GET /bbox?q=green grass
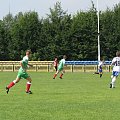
[0,72,120,120]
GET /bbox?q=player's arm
[28,63,33,67]
[111,57,117,66]
[111,61,117,66]
[111,61,116,66]
[111,58,116,65]
[103,62,106,67]
[20,61,25,70]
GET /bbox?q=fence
[0,61,112,72]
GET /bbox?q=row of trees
[0,2,120,61]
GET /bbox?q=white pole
[97,0,100,61]
[9,0,10,14]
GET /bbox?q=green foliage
[0,1,120,60]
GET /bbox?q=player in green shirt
[6,50,33,94]
[53,55,67,79]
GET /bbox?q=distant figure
[93,59,105,78]
[110,51,120,88]
[53,57,58,71]
[6,50,33,94]
[53,55,67,79]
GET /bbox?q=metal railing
[0,61,112,72]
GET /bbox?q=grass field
[0,72,120,120]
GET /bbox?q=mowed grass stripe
[0,72,120,120]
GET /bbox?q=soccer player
[110,51,120,88]
[93,59,104,78]
[53,57,58,71]
[6,50,33,94]
[53,55,67,79]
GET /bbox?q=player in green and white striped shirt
[53,55,67,79]
[6,50,33,94]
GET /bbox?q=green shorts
[58,66,63,71]
[17,71,29,79]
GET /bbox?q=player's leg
[100,72,103,78]
[59,70,65,79]
[26,77,32,94]
[23,72,32,94]
[110,76,117,88]
[55,66,58,72]
[95,72,99,74]
[110,71,118,88]
[53,70,60,79]
[93,69,99,75]
[94,72,99,74]
[6,77,21,94]
[99,70,103,78]
[99,68,103,78]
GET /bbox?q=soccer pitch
[0,72,120,120]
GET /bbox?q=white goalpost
[97,0,100,62]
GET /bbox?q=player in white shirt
[110,51,120,88]
[94,59,104,78]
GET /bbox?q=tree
[71,2,98,60]
[0,1,120,60]
[38,1,72,60]
[9,11,41,60]
[0,14,13,60]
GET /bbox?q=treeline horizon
[0,1,120,61]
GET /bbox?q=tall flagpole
[97,0,100,61]
[9,0,11,14]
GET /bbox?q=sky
[0,0,120,20]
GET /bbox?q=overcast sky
[0,0,120,20]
